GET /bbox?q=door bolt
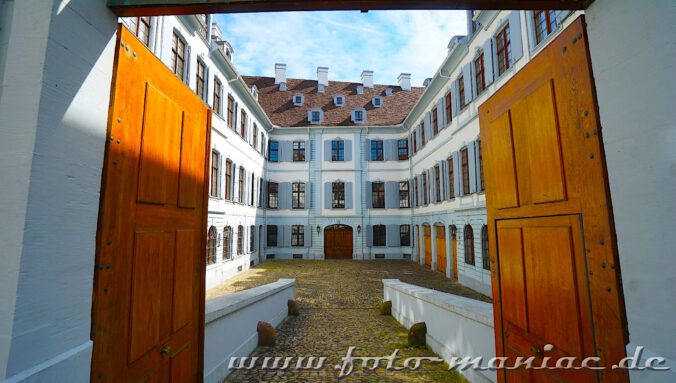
[562,46,567,54]
[584,132,590,138]
[112,160,117,166]
[606,287,612,293]
[116,139,121,144]
[572,37,578,44]
[610,264,616,270]
[109,135,114,141]
[601,262,607,268]
[589,153,594,159]
[584,110,589,117]
[103,287,109,293]
[133,51,137,58]
[117,117,122,123]
[106,240,111,245]
[600,239,605,245]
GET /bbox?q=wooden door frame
[324,224,354,259]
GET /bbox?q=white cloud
[214,10,466,87]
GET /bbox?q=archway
[324,224,353,259]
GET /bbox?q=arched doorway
[324,224,353,259]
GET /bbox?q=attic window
[385,88,393,96]
[356,85,364,95]
[334,95,345,106]
[293,94,304,106]
[372,97,383,108]
[308,108,323,124]
[352,108,367,124]
[251,85,258,98]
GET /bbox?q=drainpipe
[364,126,369,260]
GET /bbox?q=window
[434,165,441,202]
[400,225,411,246]
[210,151,220,197]
[207,226,217,265]
[334,95,344,106]
[293,141,305,161]
[413,176,419,207]
[478,140,485,191]
[373,225,386,247]
[464,225,475,265]
[481,225,490,270]
[128,16,151,46]
[412,132,418,153]
[213,78,222,114]
[312,110,320,122]
[224,159,232,200]
[240,110,247,138]
[261,136,267,157]
[250,173,255,206]
[461,147,470,195]
[237,225,244,255]
[353,109,365,123]
[258,178,263,207]
[292,182,305,209]
[252,124,258,150]
[371,182,385,209]
[238,167,245,202]
[370,140,384,161]
[250,225,255,252]
[332,182,345,208]
[171,32,185,78]
[496,23,512,76]
[474,52,486,96]
[227,95,235,129]
[372,97,382,107]
[223,226,232,260]
[267,182,278,209]
[420,122,426,144]
[196,60,205,99]
[445,92,452,124]
[534,10,559,45]
[399,181,410,208]
[397,139,409,160]
[447,157,455,199]
[269,141,279,162]
[422,173,428,205]
[292,225,304,247]
[331,140,344,161]
[458,74,467,110]
[432,107,439,136]
[293,94,304,105]
[267,225,278,247]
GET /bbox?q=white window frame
[292,94,304,106]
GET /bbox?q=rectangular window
[196,60,205,99]
[268,182,278,209]
[445,92,452,124]
[413,132,418,153]
[399,181,410,208]
[478,140,485,191]
[171,32,185,78]
[311,110,321,123]
[434,165,441,202]
[447,157,455,199]
[236,225,243,255]
[372,182,385,209]
[210,151,220,197]
[267,225,278,247]
[432,107,439,136]
[240,110,247,138]
[461,147,470,195]
[414,176,419,207]
[238,167,245,202]
[354,110,364,122]
[250,173,255,206]
[397,139,409,160]
[420,122,426,144]
[458,74,467,110]
[422,173,428,205]
[249,225,255,252]
[129,16,151,46]
[252,124,258,150]
[370,140,384,161]
[292,225,304,247]
[293,141,305,161]
[261,136,267,157]
[258,178,263,207]
[224,159,232,200]
[331,140,344,161]
[292,182,305,209]
[400,225,411,246]
[474,53,485,96]
[227,95,235,129]
[332,182,345,208]
[269,141,279,162]
[496,23,512,76]
[213,78,222,114]
[373,225,386,247]
[534,10,559,45]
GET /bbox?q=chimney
[275,63,287,85]
[210,23,222,41]
[317,66,328,92]
[361,70,374,88]
[397,73,411,91]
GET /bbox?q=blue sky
[213,11,467,87]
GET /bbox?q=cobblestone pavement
[210,260,491,382]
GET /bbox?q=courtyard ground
[209,260,490,382]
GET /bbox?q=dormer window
[351,108,367,124]
[372,96,383,108]
[293,94,304,106]
[385,88,393,96]
[308,108,323,124]
[251,85,259,100]
[334,95,345,106]
[356,85,364,95]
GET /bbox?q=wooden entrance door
[91,25,211,382]
[450,226,458,281]
[435,226,447,274]
[324,225,353,259]
[423,225,432,267]
[480,17,627,383]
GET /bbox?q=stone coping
[205,278,295,324]
[383,279,494,327]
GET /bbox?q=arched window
[464,225,475,265]
[207,226,217,265]
[237,225,244,255]
[223,226,232,260]
[481,225,490,270]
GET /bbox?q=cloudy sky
[213,11,467,87]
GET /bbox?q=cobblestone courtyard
[209,260,490,382]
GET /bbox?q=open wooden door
[91,25,211,382]
[480,17,627,383]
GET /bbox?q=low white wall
[203,278,295,383]
[383,279,495,383]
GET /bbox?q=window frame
[474,52,486,96]
[461,147,470,195]
[458,73,467,110]
[533,10,558,45]
[370,140,384,161]
[269,141,279,162]
[434,165,442,202]
[128,16,151,46]
[207,226,217,265]
[371,182,385,209]
[227,94,235,129]
[213,77,222,114]
[478,140,485,191]
[496,22,512,76]
[331,140,345,161]
[399,181,410,208]
[422,173,428,205]
[267,225,278,247]
[240,109,247,139]
[400,225,411,246]
[447,157,455,199]
[464,225,475,265]
[445,92,452,124]
[267,182,278,209]
[293,141,306,162]
[210,150,220,198]
[397,139,409,160]
[236,225,244,255]
[196,59,206,99]
[291,225,305,247]
[332,182,345,208]
[373,225,387,247]
[481,225,490,270]
[432,107,439,136]
[292,182,305,209]
[224,159,232,200]
[223,226,232,260]
[171,32,186,79]
[238,167,245,202]
[249,225,255,252]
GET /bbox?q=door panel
[91,25,210,382]
[435,226,447,274]
[480,17,627,383]
[423,225,431,267]
[324,226,353,259]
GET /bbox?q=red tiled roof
[242,76,424,127]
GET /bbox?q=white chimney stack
[361,70,374,88]
[275,63,287,85]
[317,66,328,92]
[398,73,411,91]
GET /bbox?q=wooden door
[91,25,211,382]
[435,226,447,274]
[423,225,432,267]
[416,225,421,261]
[324,225,353,259]
[451,228,458,281]
[480,17,627,383]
